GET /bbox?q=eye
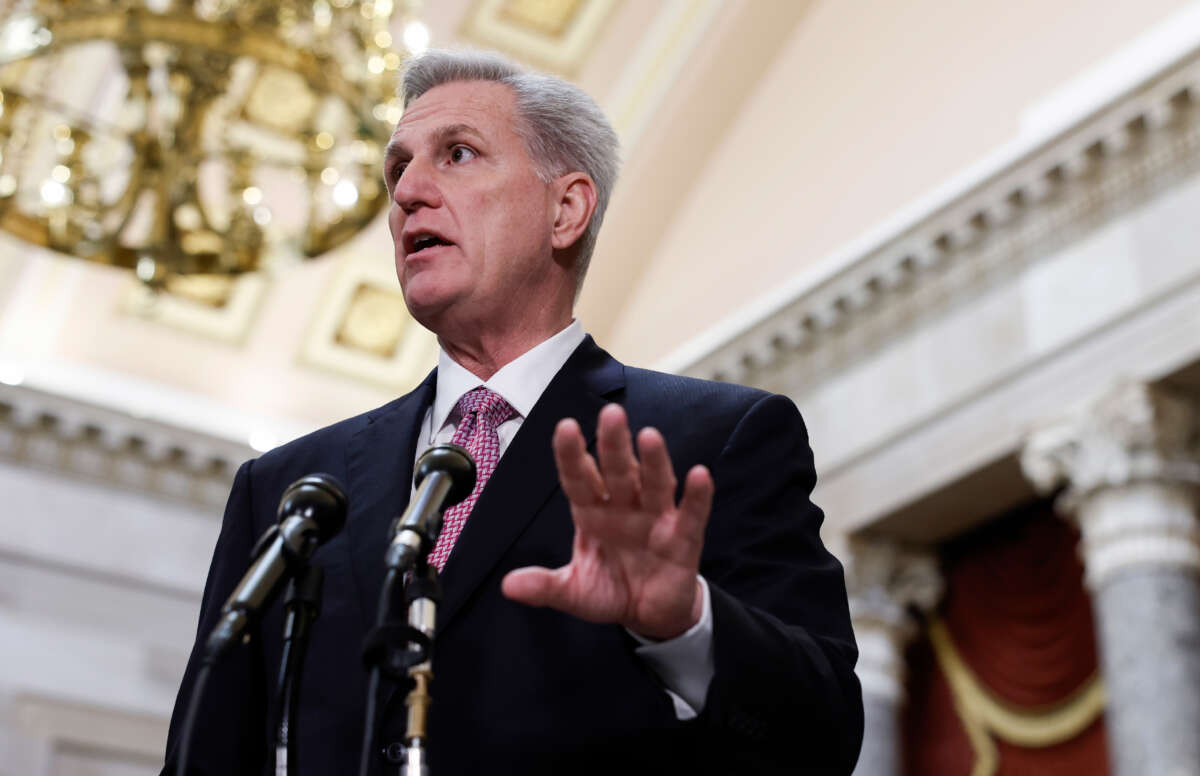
[449,145,476,164]
[385,161,407,189]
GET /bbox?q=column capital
[1021,382,1200,588]
[845,540,943,702]
[1021,382,1200,509]
[846,539,943,633]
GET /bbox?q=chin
[399,263,474,328]
[401,285,458,334]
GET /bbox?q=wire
[358,567,401,776]
[175,659,214,776]
[357,665,384,776]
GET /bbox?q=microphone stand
[176,474,346,776]
[398,561,441,776]
[358,562,400,776]
[358,561,442,776]
[274,563,325,776]
[358,444,474,776]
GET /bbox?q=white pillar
[846,541,943,776]
[1022,382,1200,776]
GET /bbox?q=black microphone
[204,473,347,662]
[385,444,475,571]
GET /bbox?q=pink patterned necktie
[427,387,517,571]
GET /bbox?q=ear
[550,173,598,252]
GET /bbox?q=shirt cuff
[627,576,715,721]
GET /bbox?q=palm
[502,404,712,640]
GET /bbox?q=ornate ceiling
[0,0,781,446]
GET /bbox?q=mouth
[403,230,455,258]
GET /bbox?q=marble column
[845,541,943,776]
[1022,382,1200,776]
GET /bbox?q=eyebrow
[384,123,485,168]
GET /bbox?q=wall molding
[9,691,168,775]
[0,382,251,509]
[661,43,1200,388]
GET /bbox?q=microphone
[204,473,347,662]
[385,444,476,571]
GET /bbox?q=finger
[501,566,571,610]
[553,418,607,505]
[636,427,677,514]
[596,404,640,505]
[678,465,715,541]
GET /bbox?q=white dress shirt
[413,319,715,720]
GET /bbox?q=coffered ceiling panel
[298,247,438,392]
[120,269,270,345]
[459,0,619,75]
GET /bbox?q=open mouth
[406,231,454,257]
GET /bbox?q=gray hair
[401,49,620,292]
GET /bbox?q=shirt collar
[430,319,586,435]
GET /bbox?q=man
[162,50,862,775]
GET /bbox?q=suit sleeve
[160,459,269,776]
[696,393,864,774]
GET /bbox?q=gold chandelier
[0,0,426,286]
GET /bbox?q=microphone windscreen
[414,444,476,507]
[277,473,348,543]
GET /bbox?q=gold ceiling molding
[499,0,585,38]
[603,0,723,143]
[120,265,270,345]
[928,618,1106,776]
[298,252,437,390]
[335,282,411,358]
[459,0,618,75]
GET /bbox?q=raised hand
[500,403,714,640]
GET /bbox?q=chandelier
[0,0,428,287]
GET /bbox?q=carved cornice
[0,383,252,509]
[666,46,1200,386]
[846,540,943,701]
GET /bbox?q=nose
[392,154,441,214]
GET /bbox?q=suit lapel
[344,370,436,630]
[436,336,625,631]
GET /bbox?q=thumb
[501,566,571,609]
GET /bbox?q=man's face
[384,80,559,332]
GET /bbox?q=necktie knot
[454,386,516,430]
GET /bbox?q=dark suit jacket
[161,337,863,775]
